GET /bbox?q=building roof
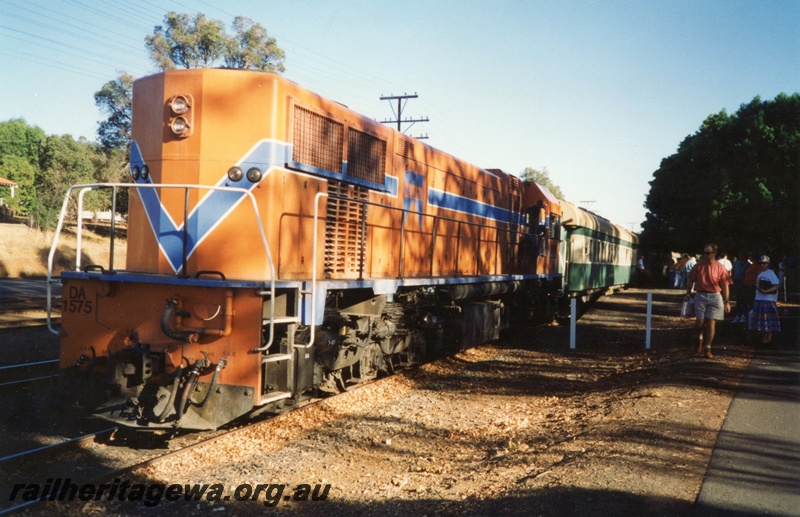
[0,177,18,187]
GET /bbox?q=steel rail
[0,359,59,371]
[0,427,118,464]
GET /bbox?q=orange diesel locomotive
[50,69,565,430]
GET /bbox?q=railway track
[0,359,59,388]
[0,372,386,515]
[0,425,120,515]
[0,279,61,329]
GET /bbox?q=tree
[641,93,800,257]
[94,73,133,152]
[34,134,97,230]
[519,166,564,200]
[0,118,46,215]
[145,12,285,72]
[97,13,286,151]
[0,155,37,215]
[223,16,286,73]
[145,12,226,70]
[1,118,131,229]
[90,144,130,215]
[0,118,45,166]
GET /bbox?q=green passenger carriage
[559,201,638,298]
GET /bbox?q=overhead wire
[0,49,110,81]
[1,0,468,150]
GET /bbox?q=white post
[646,292,653,350]
[780,276,788,303]
[570,298,577,350]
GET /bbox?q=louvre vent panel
[292,106,344,173]
[397,138,415,159]
[324,181,369,277]
[347,129,386,185]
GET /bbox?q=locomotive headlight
[169,95,191,114]
[166,94,194,138]
[246,167,263,183]
[132,165,141,180]
[170,116,190,136]
[141,165,149,180]
[227,167,244,182]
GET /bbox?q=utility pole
[380,93,429,139]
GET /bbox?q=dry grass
[0,222,127,278]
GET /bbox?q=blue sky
[1,0,798,231]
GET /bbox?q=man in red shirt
[685,243,733,358]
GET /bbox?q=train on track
[47,69,637,430]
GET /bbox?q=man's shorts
[694,292,724,321]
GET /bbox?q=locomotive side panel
[128,69,539,283]
[277,169,324,278]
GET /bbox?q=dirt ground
[19,288,776,517]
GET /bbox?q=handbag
[758,278,774,291]
[680,298,695,319]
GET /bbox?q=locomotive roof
[560,200,638,244]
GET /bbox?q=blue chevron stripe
[129,140,291,273]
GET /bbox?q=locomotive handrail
[46,183,275,342]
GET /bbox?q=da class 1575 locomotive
[47,69,637,430]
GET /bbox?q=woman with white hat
[752,255,780,344]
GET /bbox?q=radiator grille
[347,129,386,184]
[292,106,343,173]
[324,181,369,277]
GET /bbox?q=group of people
[669,253,697,289]
[682,244,782,358]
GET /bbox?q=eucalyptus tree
[96,12,286,154]
[145,12,285,72]
[95,72,133,152]
[520,166,564,200]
